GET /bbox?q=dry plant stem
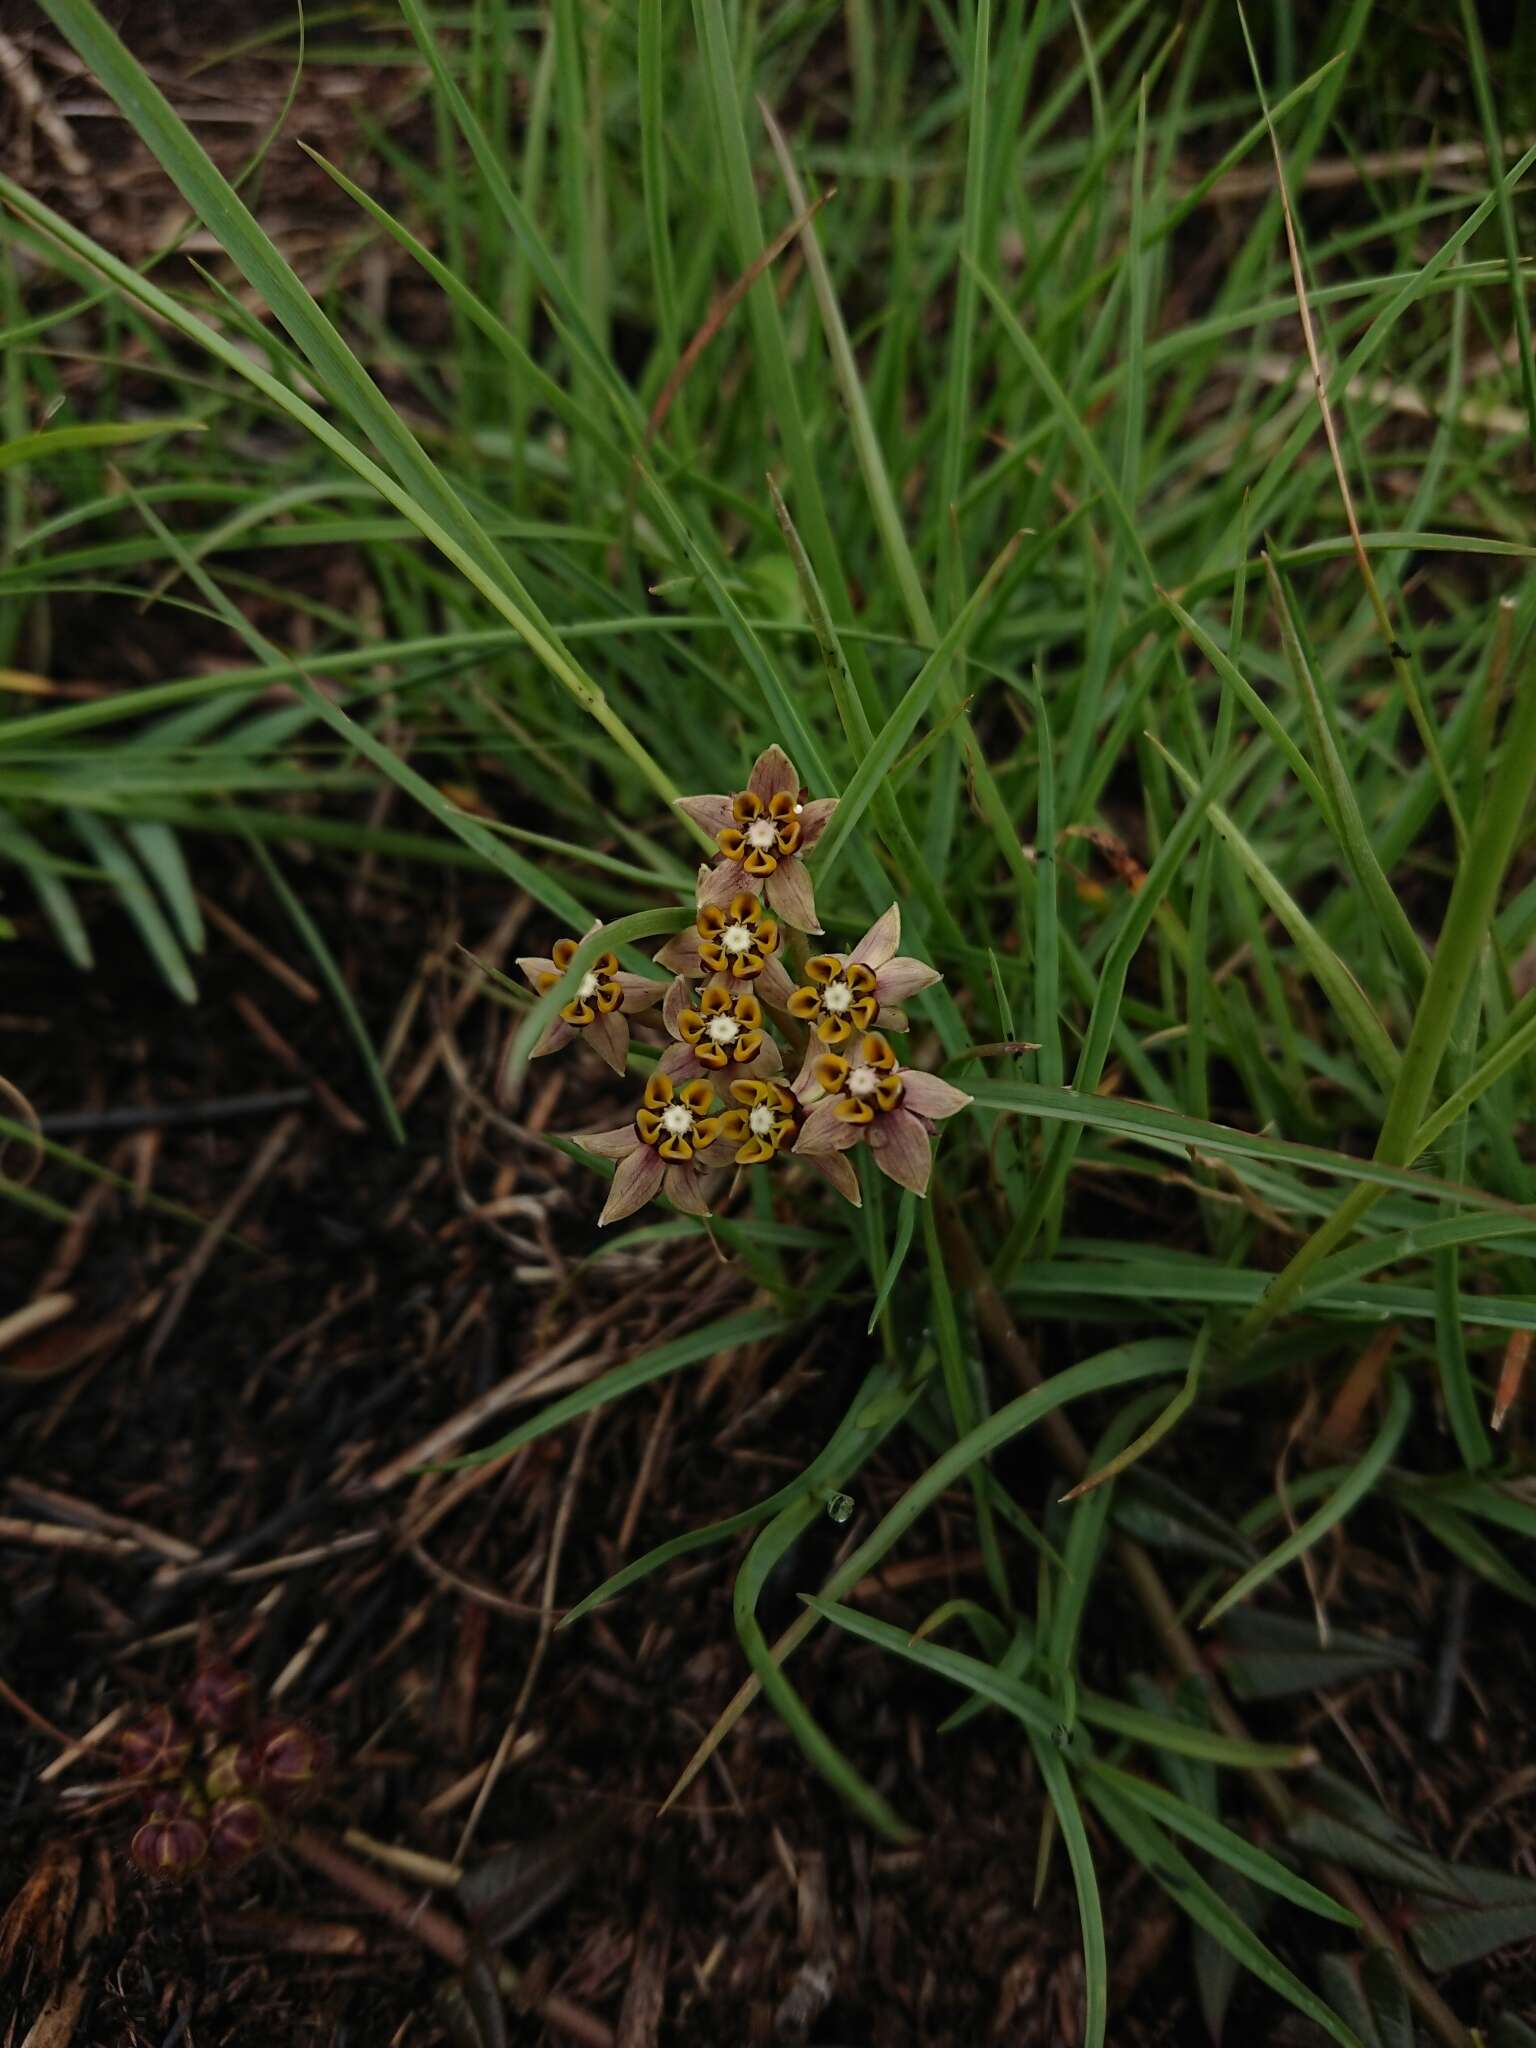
[942,1214,1474,2048]
[288,1827,614,2048]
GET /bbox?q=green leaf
[1084,1762,1357,1925]
[1089,1781,1363,2048]
[1202,1375,1412,1627]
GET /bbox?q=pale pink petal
[577,1124,642,1160]
[654,929,704,975]
[657,1042,702,1080]
[795,1100,862,1154]
[748,744,799,802]
[755,956,796,1010]
[675,794,732,836]
[516,954,558,989]
[663,1162,715,1217]
[599,1143,667,1224]
[796,797,838,850]
[764,855,821,934]
[874,955,942,1005]
[849,903,901,969]
[867,1107,932,1196]
[792,1044,822,1100]
[806,1149,861,1207]
[740,1037,783,1078]
[585,1008,629,1075]
[616,972,670,1015]
[874,1005,909,1033]
[697,856,759,909]
[898,1070,973,1121]
[662,974,691,1038]
[531,1016,577,1058]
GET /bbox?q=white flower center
[847,1065,880,1098]
[660,1104,694,1138]
[822,981,852,1013]
[577,970,600,1001]
[748,1104,778,1139]
[722,923,754,956]
[746,819,777,852]
[706,1015,740,1045]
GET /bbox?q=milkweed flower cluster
[118,1659,329,1883]
[511,743,971,1225]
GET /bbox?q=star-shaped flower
[515,933,669,1075]
[793,1031,971,1198]
[576,1073,724,1225]
[786,904,940,1066]
[676,744,838,933]
[653,891,795,1009]
[718,1076,860,1207]
[657,976,783,1083]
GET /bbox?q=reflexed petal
[698,857,757,908]
[796,796,838,849]
[748,744,798,801]
[663,975,691,1037]
[806,1148,861,1206]
[616,972,670,1015]
[874,956,942,1005]
[599,1144,667,1225]
[866,1106,933,1196]
[663,1162,714,1216]
[531,1016,577,1058]
[796,1100,862,1153]
[654,929,704,975]
[675,794,733,836]
[657,1042,701,1080]
[873,1005,909,1033]
[585,1008,629,1074]
[899,1070,974,1120]
[740,1036,783,1078]
[849,903,901,969]
[764,855,822,934]
[515,954,558,989]
[575,1124,641,1160]
[756,955,796,1009]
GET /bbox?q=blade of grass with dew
[560,1354,925,1628]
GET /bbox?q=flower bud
[244,1718,330,1808]
[130,1789,208,1880]
[184,1660,253,1733]
[207,1794,271,1871]
[117,1704,191,1784]
[205,1742,248,1803]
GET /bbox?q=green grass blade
[1202,1376,1413,1629]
